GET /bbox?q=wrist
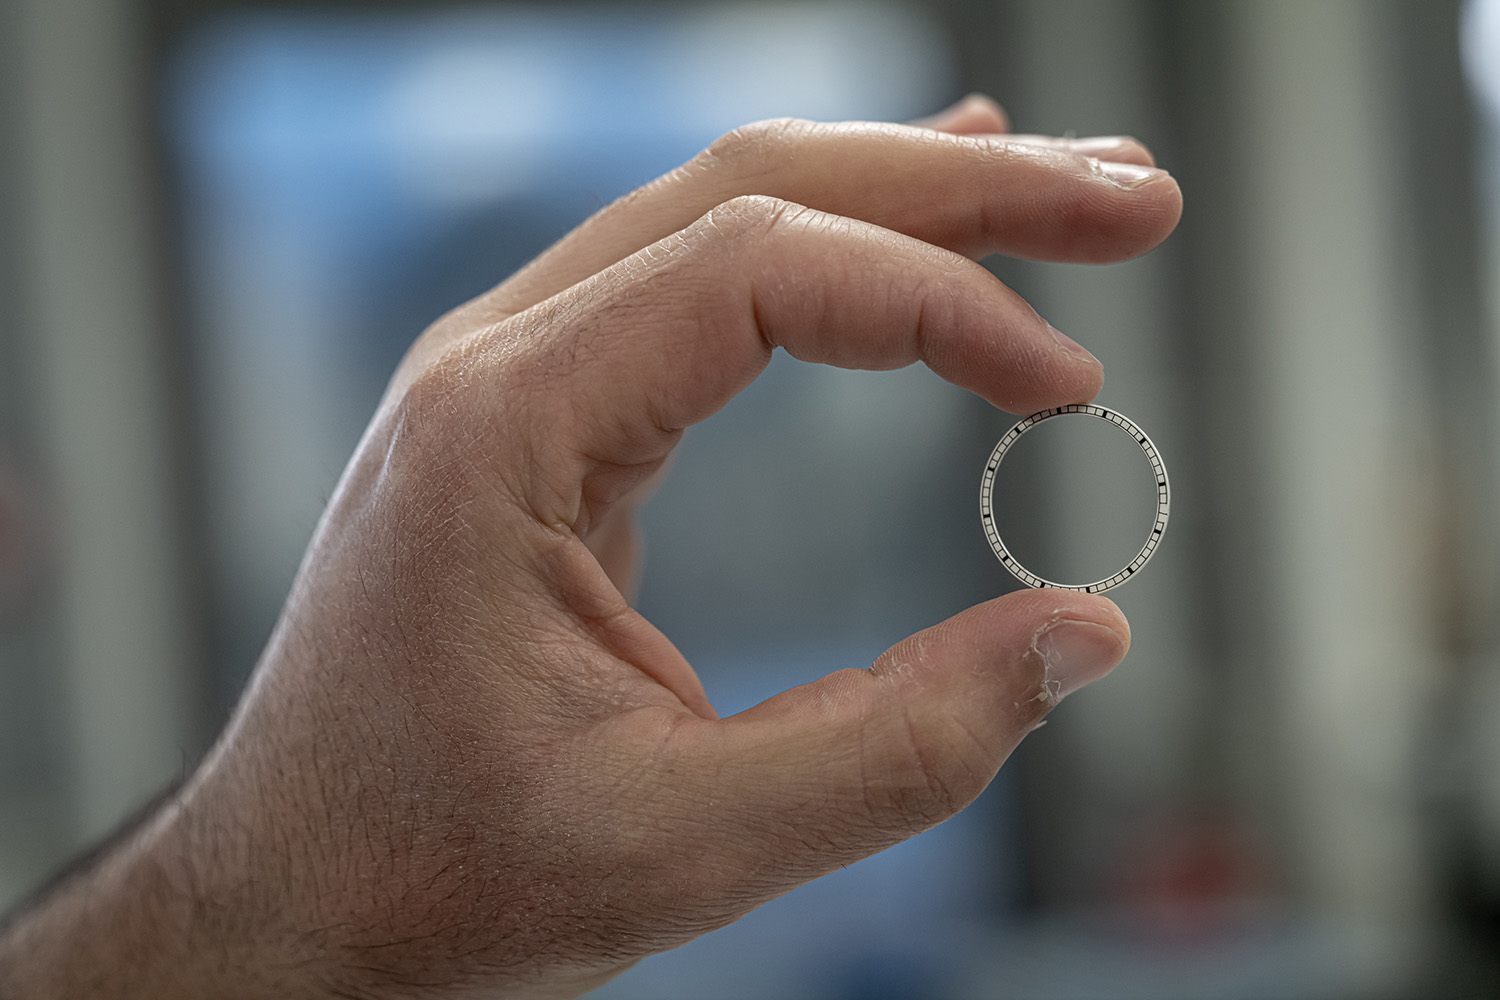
[0,779,322,1000]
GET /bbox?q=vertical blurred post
[1228,0,1438,934]
[11,0,202,841]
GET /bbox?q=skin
[0,95,1181,999]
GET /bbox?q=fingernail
[1067,135,1140,158]
[1034,619,1127,704]
[1096,159,1165,189]
[1047,324,1099,364]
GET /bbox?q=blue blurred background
[4,1,1500,997]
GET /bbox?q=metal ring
[980,404,1169,594]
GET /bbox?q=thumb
[679,589,1128,891]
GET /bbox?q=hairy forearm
[0,742,625,1000]
[0,785,195,998]
[0,780,309,1000]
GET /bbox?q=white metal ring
[980,404,1169,594]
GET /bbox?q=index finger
[465,197,1102,531]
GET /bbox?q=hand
[0,95,1181,999]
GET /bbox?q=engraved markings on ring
[980,404,1169,594]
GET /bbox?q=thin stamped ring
[980,404,1169,594]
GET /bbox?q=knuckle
[397,344,483,440]
[699,193,798,240]
[699,116,811,172]
[385,340,519,499]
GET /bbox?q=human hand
[0,95,1180,999]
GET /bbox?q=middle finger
[482,118,1182,321]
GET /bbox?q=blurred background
[3,0,1500,996]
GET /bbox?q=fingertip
[973,322,1106,416]
[960,591,1128,714]
[949,142,1183,265]
[1091,592,1132,649]
[876,587,1130,695]
[1070,163,1184,264]
[1026,590,1130,691]
[913,92,1010,135]
[955,92,1011,133]
[1155,171,1185,237]
[963,586,1130,651]
[1097,158,1182,221]
[1122,169,1184,259]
